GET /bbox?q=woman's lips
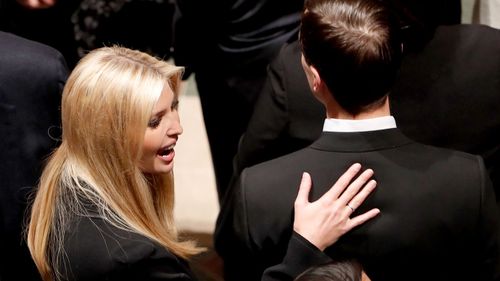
[157,148,175,162]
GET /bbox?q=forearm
[261,232,332,281]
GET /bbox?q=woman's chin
[139,162,174,175]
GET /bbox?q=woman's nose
[168,113,183,136]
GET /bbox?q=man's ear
[309,65,322,92]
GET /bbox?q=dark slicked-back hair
[300,0,402,115]
[295,260,363,281]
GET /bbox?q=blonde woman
[27,46,379,281]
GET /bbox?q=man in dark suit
[173,0,305,201]
[215,0,500,280]
[0,31,68,281]
[233,24,500,201]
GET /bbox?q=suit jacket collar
[311,128,414,152]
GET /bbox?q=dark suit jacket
[62,202,331,281]
[234,24,500,199]
[62,212,197,281]
[174,0,303,76]
[0,31,68,281]
[217,129,500,281]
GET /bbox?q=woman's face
[139,85,182,174]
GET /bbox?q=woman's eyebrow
[152,108,167,116]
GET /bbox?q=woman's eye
[148,118,161,128]
[171,99,179,110]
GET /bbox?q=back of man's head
[294,260,364,281]
[299,0,402,115]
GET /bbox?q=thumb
[295,172,312,205]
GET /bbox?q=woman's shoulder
[62,215,193,281]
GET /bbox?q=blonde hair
[27,46,201,281]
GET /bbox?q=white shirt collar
[323,116,397,132]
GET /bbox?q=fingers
[322,163,362,201]
[338,169,374,206]
[350,208,381,228]
[295,172,312,206]
[345,179,377,211]
[293,167,380,252]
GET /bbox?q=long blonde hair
[27,46,201,281]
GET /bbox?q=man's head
[294,260,371,281]
[299,0,402,115]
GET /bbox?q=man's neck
[326,97,391,120]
